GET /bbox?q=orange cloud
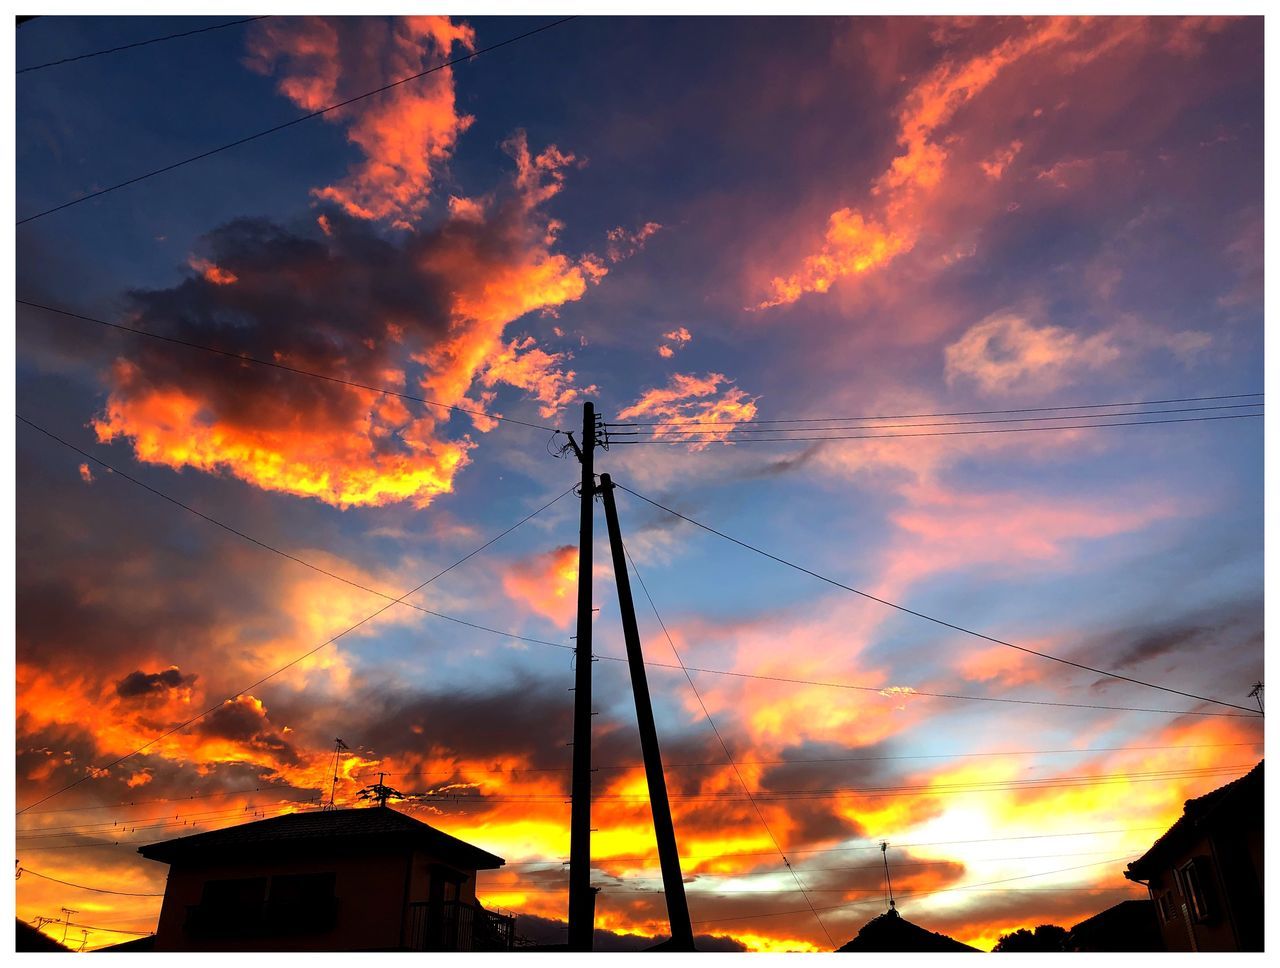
[616,372,759,448]
[187,256,238,285]
[656,326,692,358]
[94,363,472,509]
[501,545,579,626]
[247,16,475,227]
[606,221,663,263]
[77,462,93,483]
[95,130,602,508]
[757,18,1091,308]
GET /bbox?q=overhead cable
[17,17,577,224]
[18,16,266,73]
[17,301,560,432]
[15,485,573,815]
[615,482,1262,715]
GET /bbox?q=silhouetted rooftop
[1125,760,1262,882]
[837,909,977,952]
[138,805,504,870]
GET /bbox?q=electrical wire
[498,825,1168,869]
[611,412,1262,444]
[16,417,1258,729]
[17,784,316,816]
[621,542,835,948]
[15,486,573,816]
[16,302,560,432]
[18,16,267,73]
[401,764,1248,802]
[17,17,577,224]
[18,414,570,650]
[691,854,1138,924]
[353,741,1257,779]
[606,393,1263,427]
[615,482,1263,716]
[16,868,164,897]
[608,403,1261,434]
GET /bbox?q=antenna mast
[881,841,897,914]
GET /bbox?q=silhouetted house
[138,806,513,952]
[1066,899,1162,951]
[16,918,70,952]
[1123,760,1263,952]
[837,909,977,952]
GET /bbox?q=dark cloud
[115,666,196,699]
[510,912,747,951]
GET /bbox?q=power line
[691,854,1138,924]
[609,403,1261,434]
[18,16,267,74]
[17,784,316,816]
[15,486,573,815]
[16,17,577,224]
[621,544,835,948]
[611,412,1262,444]
[606,392,1263,427]
[18,415,570,650]
[15,868,163,897]
[360,741,1255,779]
[615,482,1262,715]
[15,415,1258,727]
[16,301,560,432]
[401,765,1248,802]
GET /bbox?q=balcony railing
[406,900,514,951]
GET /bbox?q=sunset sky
[13,13,1265,952]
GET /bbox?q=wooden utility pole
[599,473,694,949]
[566,402,598,950]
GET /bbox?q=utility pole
[324,738,348,809]
[881,841,897,914]
[598,473,694,950]
[1248,682,1264,714]
[565,401,600,950]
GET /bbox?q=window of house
[201,877,268,911]
[269,872,336,907]
[1157,892,1177,923]
[1177,858,1213,923]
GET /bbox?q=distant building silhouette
[837,908,977,952]
[16,918,70,952]
[138,806,513,951]
[1066,899,1162,951]
[1124,760,1263,951]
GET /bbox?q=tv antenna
[881,841,897,915]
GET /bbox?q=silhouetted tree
[993,924,1069,952]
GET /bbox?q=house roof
[1067,899,1161,952]
[1124,760,1263,882]
[837,909,978,952]
[16,919,70,952]
[137,806,505,870]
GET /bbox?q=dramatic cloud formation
[246,16,475,227]
[94,133,603,508]
[606,221,663,263]
[616,372,759,447]
[656,326,692,358]
[501,545,579,626]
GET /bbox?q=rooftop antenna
[60,908,79,945]
[356,772,404,808]
[324,738,348,810]
[1247,682,1264,714]
[880,841,897,915]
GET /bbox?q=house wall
[151,845,460,952]
[1146,825,1263,953]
